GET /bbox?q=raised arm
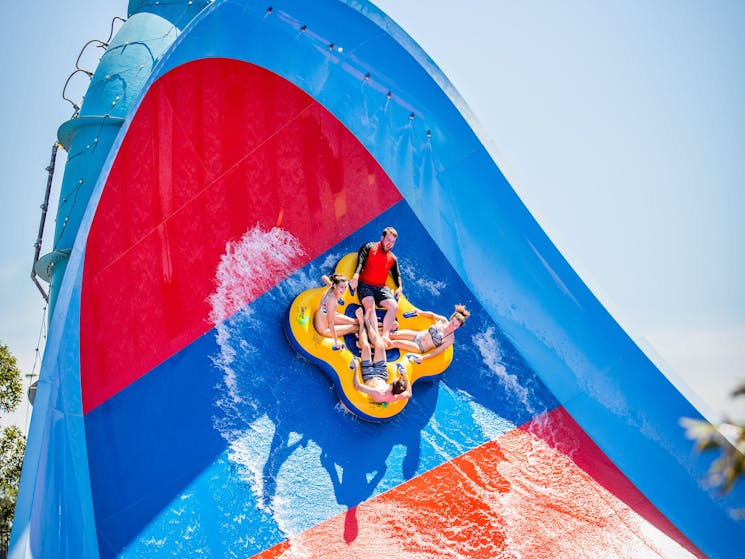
[350,242,373,291]
[392,369,412,401]
[415,309,447,322]
[390,256,402,295]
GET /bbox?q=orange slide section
[254,407,701,559]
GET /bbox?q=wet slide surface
[81,58,699,558]
[13,1,741,557]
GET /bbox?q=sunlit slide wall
[12,1,743,557]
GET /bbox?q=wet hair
[451,304,470,325]
[381,226,398,239]
[328,273,347,285]
[391,378,407,395]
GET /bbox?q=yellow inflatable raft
[285,253,453,421]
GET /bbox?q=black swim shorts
[360,359,388,382]
[357,282,395,307]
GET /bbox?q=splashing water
[473,326,534,416]
[402,264,446,298]
[207,224,307,428]
[208,225,306,325]
[206,225,353,539]
[208,226,307,516]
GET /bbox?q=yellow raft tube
[285,253,452,421]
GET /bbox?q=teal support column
[10,3,211,559]
[47,0,211,316]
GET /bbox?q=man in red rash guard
[349,227,402,343]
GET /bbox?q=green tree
[0,426,25,533]
[0,343,22,414]
[681,383,745,495]
[0,342,25,537]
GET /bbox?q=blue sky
[374,0,745,422]
[1,0,743,429]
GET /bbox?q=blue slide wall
[11,1,743,557]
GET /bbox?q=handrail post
[30,142,59,303]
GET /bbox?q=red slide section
[80,58,402,413]
[253,407,702,559]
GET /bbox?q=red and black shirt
[354,242,401,288]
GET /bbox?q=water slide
[11,1,744,557]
